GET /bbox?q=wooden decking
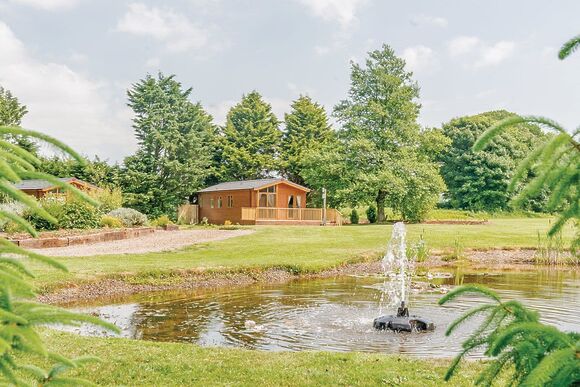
[241,207,342,226]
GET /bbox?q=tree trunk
[376,190,387,223]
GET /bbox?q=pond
[69,268,579,358]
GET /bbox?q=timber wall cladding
[198,189,252,224]
[10,227,155,249]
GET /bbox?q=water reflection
[70,269,579,358]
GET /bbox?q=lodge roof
[13,177,96,191]
[198,178,310,193]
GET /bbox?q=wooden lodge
[193,178,341,225]
[14,177,98,199]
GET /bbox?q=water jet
[374,222,435,332]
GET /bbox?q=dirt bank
[38,248,578,305]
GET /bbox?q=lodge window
[296,195,302,208]
[227,195,233,208]
[258,186,276,208]
[218,196,223,208]
[288,195,294,208]
[210,198,214,208]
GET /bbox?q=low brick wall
[10,227,155,249]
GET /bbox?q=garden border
[9,227,155,249]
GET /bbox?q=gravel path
[32,229,254,257]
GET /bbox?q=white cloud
[448,36,516,68]
[401,45,438,73]
[448,36,480,56]
[410,14,448,28]
[8,0,80,10]
[117,3,209,53]
[0,22,134,161]
[297,0,368,28]
[145,57,161,68]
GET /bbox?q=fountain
[373,222,435,332]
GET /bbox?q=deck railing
[241,207,342,225]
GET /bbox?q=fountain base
[373,315,434,332]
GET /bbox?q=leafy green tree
[39,155,121,188]
[123,73,213,217]
[439,285,579,386]
[440,110,548,212]
[0,125,119,385]
[281,95,335,185]
[220,91,281,180]
[304,44,444,221]
[0,86,38,155]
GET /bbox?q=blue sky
[0,0,578,161]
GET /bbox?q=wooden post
[322,188,327,226]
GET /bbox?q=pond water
[69,268,579,358]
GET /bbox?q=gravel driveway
[31,229,254,257]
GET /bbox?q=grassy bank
[32,331,495,386]
[30,218,574,292]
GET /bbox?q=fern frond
[520,347,576,386]
[473,116,569,151]
[0,239,67,272]
[0,139,41,165]
[489,322,572,356]
[445,303,496,336]
[559,34,580,60]
[0,126,85,164]
[507,141,548,192]
[438,284,502,305]
[548,199,579,236]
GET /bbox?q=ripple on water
[64,269,579,358]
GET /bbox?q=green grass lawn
[31,218,574,292]
[31,331,495,386]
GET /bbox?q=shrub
[91,187,123,213]
[58,200,101,229]
[350,209,359,224]
[107,207,148,227]
[24,195,64,231]
[152,215,172,227]
[366,205,377,223]
[101,215,123,228]
[0,201,27,232]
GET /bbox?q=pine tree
[124,73,213,216]
[220,91,281,180]
[281,95,334,185]
[439,285,579,386]
[0,87,38,155]
[0,125,119,385]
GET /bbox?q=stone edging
[10,227,155,249]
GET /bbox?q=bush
[366,205,377,223]
[91,188,123,214]
[101,215,123,228]
[107,207,148,227]
[152,215,172,227]
[24,195,64,231]
[58,200,101,229]
[349,209,359,224]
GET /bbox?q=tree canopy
[219,91,281,180]
[281,95,335,185]
[439,110,548,212]
[122,73,213,217]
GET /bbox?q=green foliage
[349,209,359,224]
[559,35,580,60]
[473,115,578,241]
[58,200,101,229]
[219,91,281,180]
[0,87,37,155]
[38,155,122,189]
[440,110,548,212]
[439,285,579,386]
[24,196,63,231]
[303,45,444,221]
[90,187,123,214]
[408,230,430,262]
[366,205,377,224]
[0,126,119,385]
[107,207,148,227]
[123,73,213,217]
[281,95,335,185]
[100,215,123,228]
[151,215,172,227]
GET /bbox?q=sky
[0,0,578,162]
